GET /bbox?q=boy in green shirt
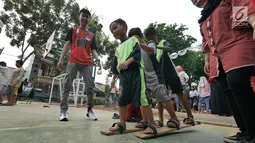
[109,19,158,134]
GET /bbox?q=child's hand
[57,60,63,70]
[120,61,129,69]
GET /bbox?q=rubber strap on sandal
[137,120,148,129]
[183,118,195,126]
[155,120,163,127]
[112,122,124,134]
[145,124,158,136]
[167,119,180,130]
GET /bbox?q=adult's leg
[227,66,255,138]
[60,63,78,113]
[198,97,203,112]
[79,65,94,111]
[174,95,180,111]
[216,61,246,142]
[6,86,11,104]
[0,92,2,103]
[216,61,246,133]
[205,96,211,112]
[190,98,194,108]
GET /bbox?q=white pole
[59,79,62,101]
[49,78,54,104]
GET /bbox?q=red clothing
[251,76,255,92]
[200,0,255,78]
[68,27,94,65]
[208,77,216,83]
[125,104,142,121]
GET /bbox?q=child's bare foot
[167,117,180,129]
[109,122,126,133]
[135,120,147,128]
[155,120,164,127]
[144,124,158,135]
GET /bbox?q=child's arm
[111,57,119,87]
[195,90,198,97]
[120,43,141,69]
[156,46,172,52]
[140,43,154,54]
[58,28,72,70]
[59,42,71,61]
[91,36,100,64]
[120,57,136,69]
[184,72,189,83]
[157,40,172,52]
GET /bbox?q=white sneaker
[86,110,98,121]
[59,112,68,121]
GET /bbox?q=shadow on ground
[0,103,238,143]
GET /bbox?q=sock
[87,107,92,112]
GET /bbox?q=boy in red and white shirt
[57,8,100,121]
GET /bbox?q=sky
[0,0,202,84]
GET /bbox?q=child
[133,27,180,129]
[197,76,211,113]
[123,28,144,122]
[109,19,157,134]
[57,8,100,121]
[156,40,195,125]
[189,83,198,109]
[6,60,25,106]
[176,65,189,95]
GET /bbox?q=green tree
[103,39,119,72]
[104,84,110,97]
[0,0,80,62]
[148,22,197,52]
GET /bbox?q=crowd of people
[0,60,35,106]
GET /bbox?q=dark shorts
[118,68,149,107]
[165,76,183,94]
[161,52,183,93]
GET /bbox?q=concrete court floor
[0,103,238,143]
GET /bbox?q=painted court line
[0,123,86,131]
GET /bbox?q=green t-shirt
[112,36,143,74]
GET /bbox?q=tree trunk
[23,50,35,63]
